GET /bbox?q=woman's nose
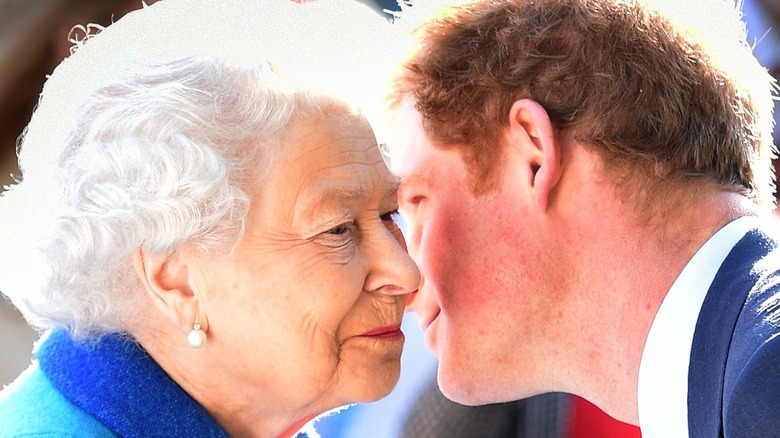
[404,273,424,312]
[363,225,421,296]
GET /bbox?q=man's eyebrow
[397,173,426,189]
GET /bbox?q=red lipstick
[359,323,403,340]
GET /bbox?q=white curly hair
[0,0,395,339]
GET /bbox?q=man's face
[387,99,565,404]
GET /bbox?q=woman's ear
[132,248,205,335]
[507,99,562,211]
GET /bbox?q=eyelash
[324,209,399,237]
[380,209,399,223]
[326,223,354,236]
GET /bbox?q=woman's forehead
[258,110,396,218]
[280,110,378,169]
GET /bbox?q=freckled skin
[181,106,420,436]
[388,100,565,405]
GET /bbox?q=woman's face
[186,108,420,422]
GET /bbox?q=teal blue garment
[0,363,116,437]
[0,330,231,437]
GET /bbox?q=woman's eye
[319,222,357,251]
[318,221,358,259]
[381,209,407,235]
[380,209,400,223]
[327,224,351,235]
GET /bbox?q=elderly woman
[0,1,419,437]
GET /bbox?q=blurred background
[0,1,779,437]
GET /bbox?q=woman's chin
[347,368,401,404]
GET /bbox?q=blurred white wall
[0,155,38,387]
[0,300,38,387]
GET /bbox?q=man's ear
[507,99,562,211]
[131,248,206,335]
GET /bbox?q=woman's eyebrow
[294,182,370,220]
[296,177,400,220]
[385,177,401,198]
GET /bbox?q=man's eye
[407,195,423,206]
[399,194,424,213]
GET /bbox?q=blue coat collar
[687,227,778,437]
[36,329,231,437]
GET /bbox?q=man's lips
[420,307,441,331]
[359,323,403,339]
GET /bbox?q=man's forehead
[385,98,428,175]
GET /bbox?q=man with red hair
[385,0,780,436]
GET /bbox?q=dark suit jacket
[689,227,780,437]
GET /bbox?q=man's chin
[435,364,488,406]
[435,359,528,406]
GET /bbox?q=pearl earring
[187,318,206,349]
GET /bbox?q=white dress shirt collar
[637,216,759,437]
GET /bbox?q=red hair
[391,0,775,207]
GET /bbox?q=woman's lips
[359,323,403,339]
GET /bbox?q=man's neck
[556,188,757,424]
